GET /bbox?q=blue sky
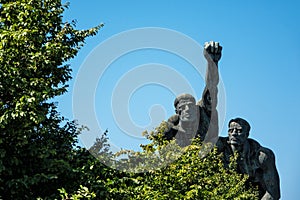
[57,1,300,199]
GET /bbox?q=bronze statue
[163,41,222,146]
[217,118,280,200]
[160,42,280,199]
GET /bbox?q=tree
[0,0,102,199]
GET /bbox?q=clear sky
[57,1,300,199]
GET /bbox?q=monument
[161,41,280,199]
[217,118,280,199]
[163,41,221,146]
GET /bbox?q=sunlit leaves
[77,124,259,199]
[0,0,102,199]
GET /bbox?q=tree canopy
[0,0,102,199]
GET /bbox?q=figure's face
[228,122,248,146]
[177,99,198,122]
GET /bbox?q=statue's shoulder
[216,136,228,151]
[196,99,204,107]
[161,114,179,140]
[167,114,179,125]
[197,96,211,118]
[196,99,207,111]
[248,138,275,167]
[247,138,261,149]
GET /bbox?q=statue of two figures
[162,41,280,200]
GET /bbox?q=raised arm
[198,41,222,142]
[198,41,222,113]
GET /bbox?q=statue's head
[174,94,198,122]
[228,117,251,146]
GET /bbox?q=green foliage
[58,185,96,200]
[126,146,258,199]
[70,123,259,200]
[0,0,102,199]
[113,123,258,200]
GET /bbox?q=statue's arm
[198,41,222,114]
[197,41,222,141]
[259,148,281,200]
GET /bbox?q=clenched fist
[204,41,222,63]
